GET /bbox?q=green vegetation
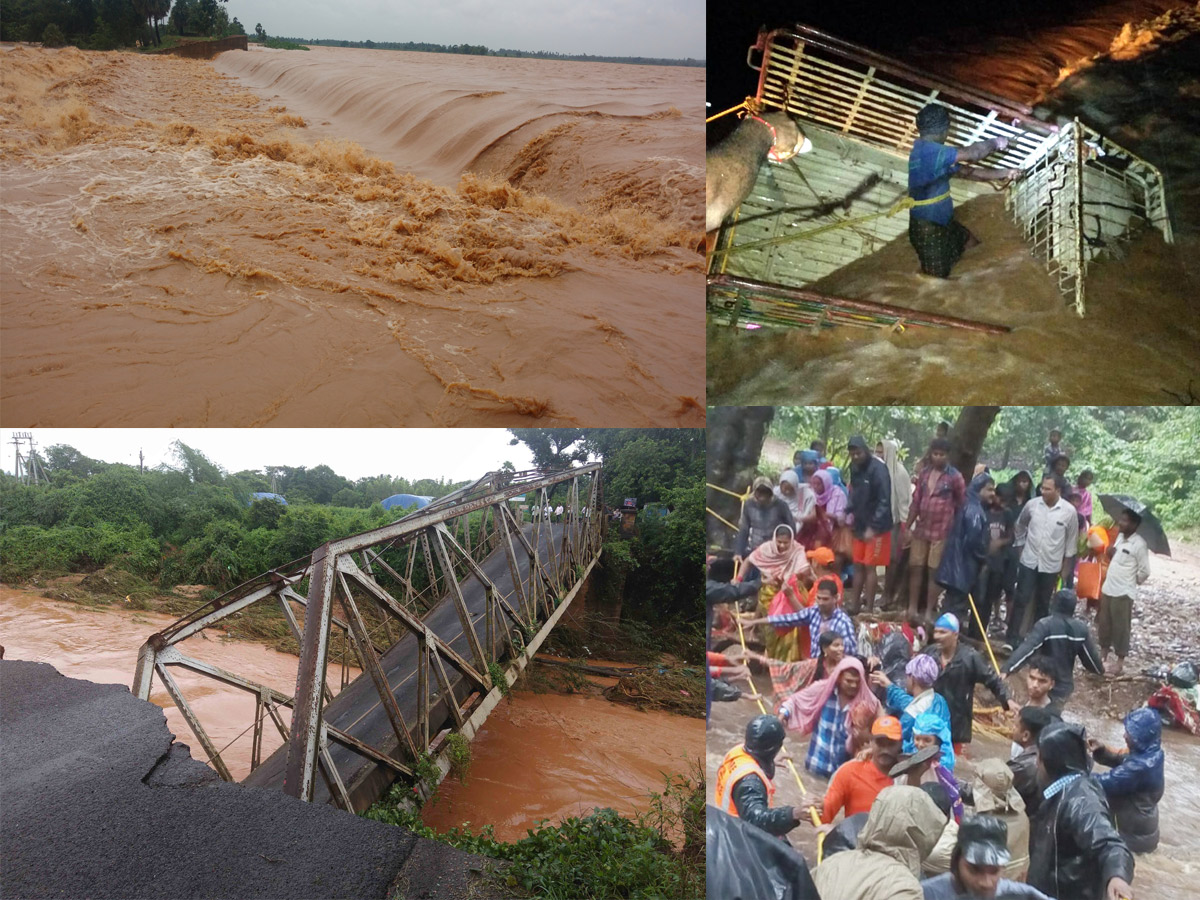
[1,0,244,49]
[261,37,307,50]
[768,406,1200,532]
[443,733,471,781]
[0,440,466,587]
[363,766,705,900]
[487,661,511,697]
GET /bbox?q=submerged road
[0,660,486,899]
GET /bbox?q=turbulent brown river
[0,44,703,426]
[0,585,703,840]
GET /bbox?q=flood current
[0,585,703,840]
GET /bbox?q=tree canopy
[762,406,1200,530]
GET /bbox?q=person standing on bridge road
[554,503,564,522]
[907,103,1022,279]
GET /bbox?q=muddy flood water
[709,2,1200,405]
[0,585,703,840]
[708,540,1200,899]
[0,45,703,426]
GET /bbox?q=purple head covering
[905,654,941,688]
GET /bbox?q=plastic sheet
[706,806,822,900]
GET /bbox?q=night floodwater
[707,1,1200,404]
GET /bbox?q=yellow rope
[707,482,751,500]
[966,592,1003,676]
[732,568,806,797]
[810,807,826,863]
[706,507,740,533]
[709,190,952,261]
[706,96,762,124]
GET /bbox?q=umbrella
[1098,494,1171,557]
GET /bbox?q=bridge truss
[133,464,602,809]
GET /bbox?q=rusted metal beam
[708,273,1012,334]
[155,661,234,782]
[430,528,490,679]
[336,571,419,763]
[284,542,336,802]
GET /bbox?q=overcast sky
[1,430,546,483]
[232,0,704,59]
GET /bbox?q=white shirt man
[554,505,564,521]
[1098,519,1151,674]
[1018,496,1079,573]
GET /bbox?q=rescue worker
[1026,721,1135,900]
[713,715,804,837]
[1002,589,1103,704]
[922,613,1019,753]
[1089,708,1164,854]
[907,103,1021,278]
[920,814,1052,899]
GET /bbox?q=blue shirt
[908,138,960,226]
[766,606,858,658]
[805,694,851,779]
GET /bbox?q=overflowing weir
[132,464,602,811]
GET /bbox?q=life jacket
[714,744,775,817]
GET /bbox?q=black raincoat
[847,437,893,538]
[921,640,1010,745]
[935,472,992,594]
[1027,722,1135,900]
[1001,590,1103,701]
[730,750,797,837]
[1093,708,1164,853]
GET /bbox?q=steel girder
[131,464,603,808]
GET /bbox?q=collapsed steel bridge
[133,464,602,811]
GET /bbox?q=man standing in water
[713,715,805,837]
[907,104,1022,278]
[846,435,892,614]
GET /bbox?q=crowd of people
[707,424,1168,900]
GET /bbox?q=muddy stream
[708,539,1200,899]
[0,585,703,842]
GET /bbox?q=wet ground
[707,538,1200,899]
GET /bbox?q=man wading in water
[908,104,1022,278]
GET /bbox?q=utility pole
[139,449,145,474]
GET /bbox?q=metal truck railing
[710,25,1172,319]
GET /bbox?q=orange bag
[1075,560,1103,601]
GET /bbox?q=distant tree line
[0,0,245,50]
[268,36,704,66]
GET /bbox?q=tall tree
[507,429,588,470]
[706,406,774,548]
[949,406,1002,478]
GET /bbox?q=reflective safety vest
[714,744,775,817]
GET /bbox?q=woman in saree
[736,524,812,662]
[812,468,852,569]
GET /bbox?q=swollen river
[0,586,703,840]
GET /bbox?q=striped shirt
[767,606,858,658]
[805,694,851,779]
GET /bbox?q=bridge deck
[243,522,571,809]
